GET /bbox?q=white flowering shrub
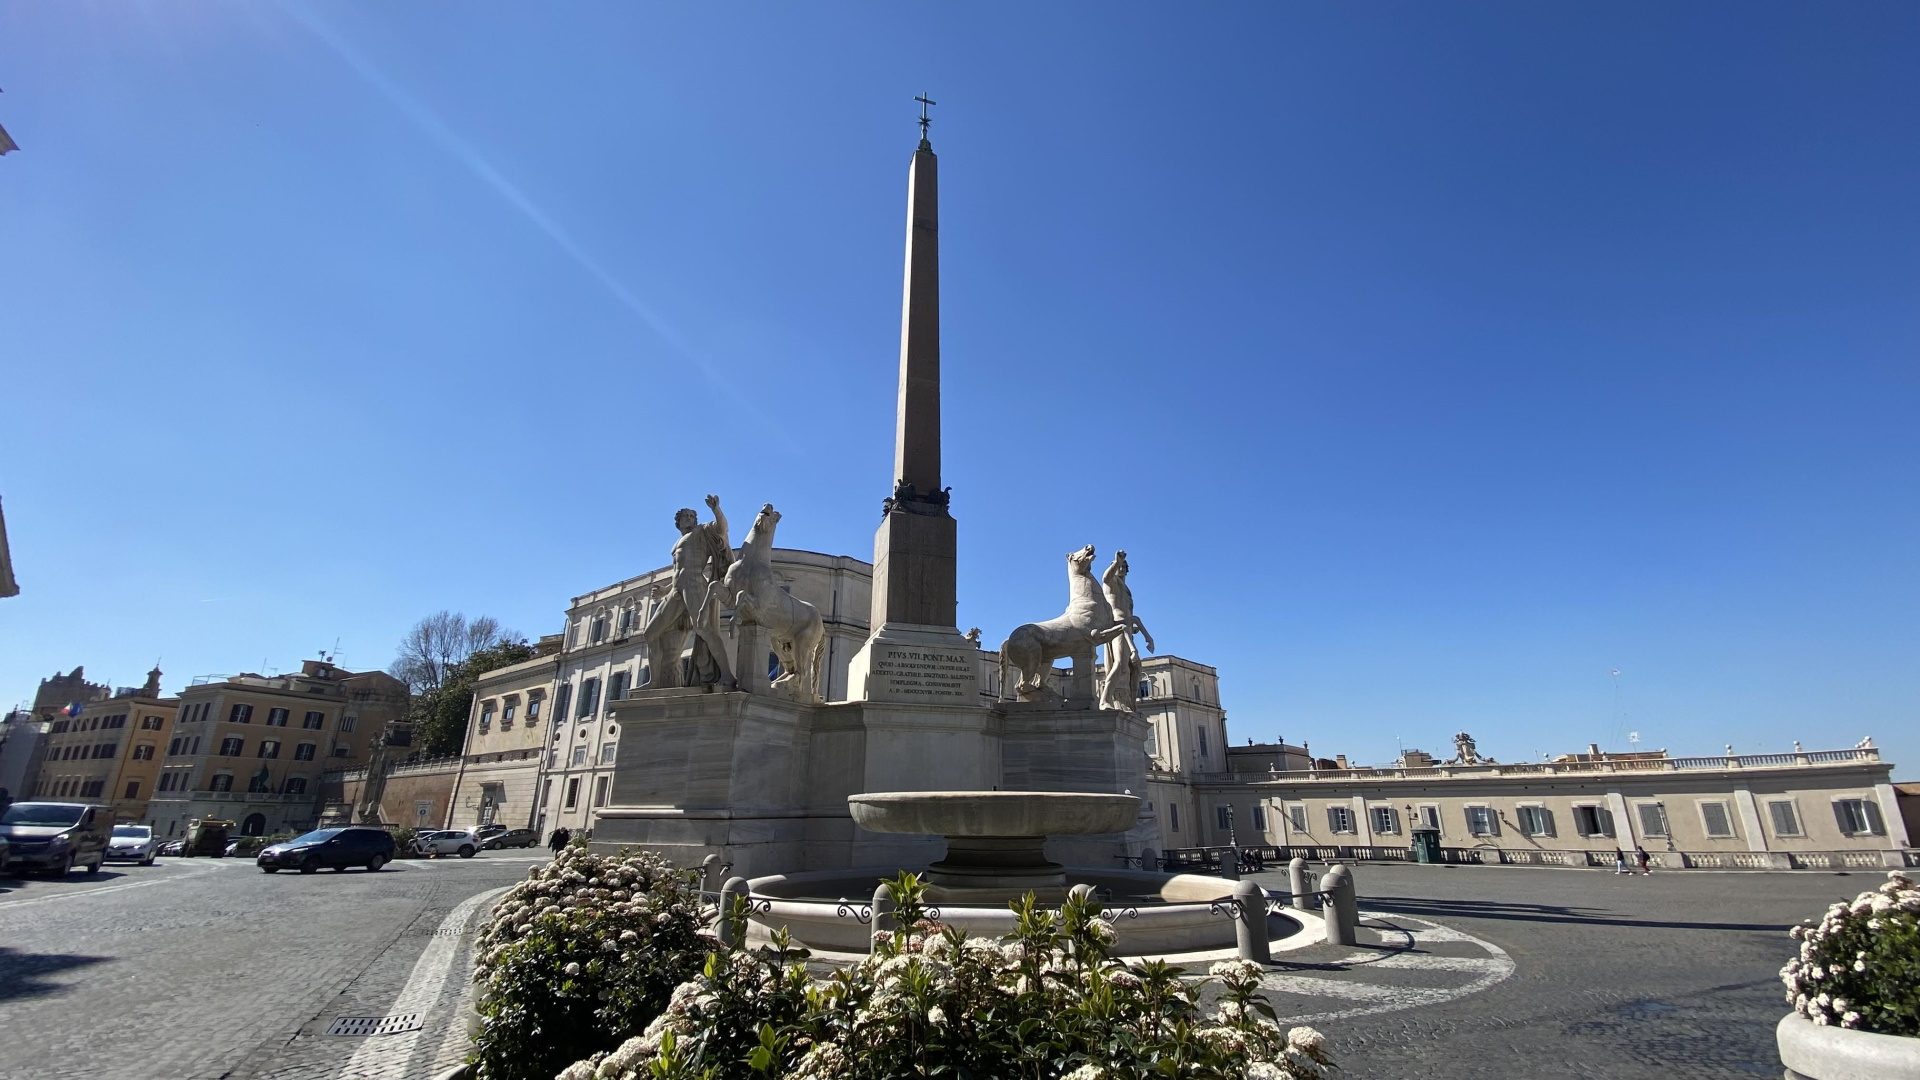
[559,873,1334,1080]
[1782,871,1920,1036]
[470,845,709,1080]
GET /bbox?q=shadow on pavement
[1361,895,1791,933]
[0,947,112,1001]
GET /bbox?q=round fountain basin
[848,791,1141,837]
[745,867,1306,957]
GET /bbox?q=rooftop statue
[724,504,826,703]
[642,495,737,691]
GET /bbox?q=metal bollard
[1232,878,1270,963]
[870,882,897,950]
[718,876,750,949]
[701,853,724,895]
[1334,864,1360,937]
[1289,857,1313,910]
[1319,866,1356,946]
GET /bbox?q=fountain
[742,790,1312,958]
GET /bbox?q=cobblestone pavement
[0,850,547,1080]
[1240,861,1879,1080]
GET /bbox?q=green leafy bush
[387,828,421,857]
[1783,871,1920,1035]
[560,874,1333,1080]
[470,846,709,1080]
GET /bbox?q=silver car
[107,824,158,865]
[411,830,481,858]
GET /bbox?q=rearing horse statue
[999,545,1117,701]
[722,504,826,703]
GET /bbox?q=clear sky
[3,4,1915,777]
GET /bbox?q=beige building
[443,649,561,832]
[147,658,408,839]
[27,667,177,825]
[1180,741,1911,870]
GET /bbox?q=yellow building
[146,658,408,839]
[28,667,177,825]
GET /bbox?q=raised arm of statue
[704,494,732,579]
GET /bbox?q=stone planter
[1778,1013,1920,1080]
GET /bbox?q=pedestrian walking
[548,827,571,855]
[1634,846,1651,875]
[1613,849,1629,874]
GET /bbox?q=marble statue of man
[641,494,737,690]
[1098,550,1155,711]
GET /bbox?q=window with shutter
[1518,806,1554,837]
[579,678,600,717]
[1833,798,1884,836]
[1216,805,1232,830]
[1288,805,1307,832]
[1252,804,1267,831]
[1767,801,1801,837]
[1636,803,1669,838]
[1370,806,1397,834]
[1327,805,1353,834]
[1465,806,1497,836]
[1699,801,1735,838]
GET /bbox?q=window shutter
[1833,800,1857,835]
[1767,801,1798,837]
[1701,802,1734,838]
[1636,804,1665,838]
[1598,807,1616,839]
[1861,799,1886,836]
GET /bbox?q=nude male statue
[641,494,737,690]
[1098,550,1155,712]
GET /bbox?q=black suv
[257,827,397,874]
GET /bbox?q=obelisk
[846,102,981,706]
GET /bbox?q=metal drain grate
[325,1013,424,1037]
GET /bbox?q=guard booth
[1410,828,1442,864]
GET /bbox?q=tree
[389,611,514,695]
[408,639,539,758]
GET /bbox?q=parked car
[0,834,10,871]
[0,802,110,876]
[157,839,186,857]
[483,828,540,850]
[411,829,481,858]
[106,824,158,866]
[471,823,509,846]
[257,826,397,874]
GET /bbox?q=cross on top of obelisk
[915,93,936,149]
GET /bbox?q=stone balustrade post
[717,876,750,949]
[700,853,724,896]
[1288,857,1312,910]
[1232,878,1270,963]
[870,883,897,950]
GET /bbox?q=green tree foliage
[409,639,537,757]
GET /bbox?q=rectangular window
[1767,801,1802,838]
[528,697,543,722]
[209,773,233,792]
[1417,805,1441,830]
[294,743,316,761]
[132,744,154,760]
[1465,805,1498,837]
[219,737,244,756]
[1572,805,1615,838]
[541,778,554,807]
[571,745,587,767]
[1287,804,1307,832]
[1328,805,1355,834]
[96,743,118,759]
[609,670,629,702]
[258,740,280,759]
[266,708,289,727]
[554,682,572,721]
[82,779,105,797]
[618,607,634,636]
[590,616,606,644]
[1195,725,1209,758]
[579,678,600,718]
[592,775,610,807]
[1168,803,1179,831]
[340,715,357,733]
[479,703,495,729]
[284,777,308,795]
[563,777,581,809]
[333,747,349,757]
[600,742,617,764]
[229,704,253,724]
[1698,801,1735,839]
[141,715,164,730]
[503,702,517,722]
[123,780,140,799]
[1833,798,1885,837]
[1369,805,1398,835]
[1636,803,1670,839]
[1216,805,1232,830]
[1252,804,1267,831]
[248,773,270,793]
[303,711,325,729]
[1516,805,1555,837]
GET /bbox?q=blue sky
[2,4,1915,776]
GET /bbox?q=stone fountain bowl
[848,791,1141,837]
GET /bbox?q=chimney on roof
[1588,742,1602,758]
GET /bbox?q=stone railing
[388,754,463,776]
[1159,843,1913,872]
[1279,746,1881,783]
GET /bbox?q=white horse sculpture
[999,545,1118,701]
[723,503,826,703]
